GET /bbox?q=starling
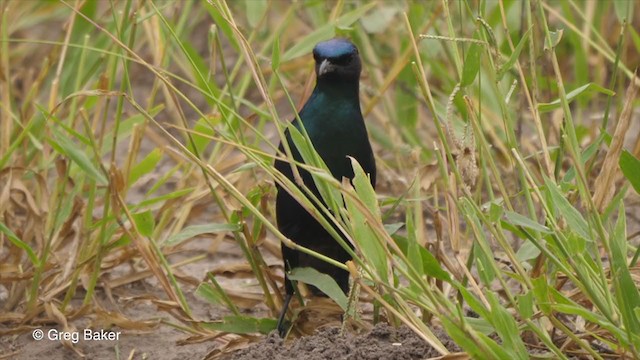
[274,38,376,336]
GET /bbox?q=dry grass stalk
[592,72,639,212]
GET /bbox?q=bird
[274,38,376,337]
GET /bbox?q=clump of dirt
[229,323,460,360]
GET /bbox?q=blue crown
[313,38,357,59]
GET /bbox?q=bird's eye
[332,53,352,66]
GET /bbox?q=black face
[312,38,361,81]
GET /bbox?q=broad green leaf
[137,188,194,208]
[544,177,591,240]
[349,157,378,216]
[245,0,267,27]
[456,285,490,320]
[288,267,348,311]
[132,210,155,237]
[282,26,334,63]
[271,36,281,71]
[49,129,107,185]
[201,315,277,335]
[181,40,220,107]
[404,210,425,283]
[196,282,223,305]
[461,42,482,87]
[384,222,404,235]
[346,158,387,283]
[497,27,531,80]
[461,199,495,284]
[203,2,239,51]
[474,248,495,285]
[0,222,39,266]
[165,223,241,245]
[544,29,563,51]
[288,125,343,213]
[107,233,131,250]
[564,137,600,182]
[488,201,504,223]
[620,150,640,194]
[231,162,258,174]
[466,317,495,335]
[419,245,451,282]
[517,291,534,319]
[515,241,541,263]
[538,83,615,113]
[504,210,551,233]
[552,303,629,342]
[532,276,552,314]
[361,6,399,34]
[487,292,529,359]
[196,276,240,316]
[396,65,418,133]
[392,234,450,282]
[407,235,424,280]
[129,148,163,185]
[439,316,488,359]
[282,3,376,62]
[188,118,215,155]
[100,113,154,155]
[565,232,586,256]
[614,0,634,23]
[440,316,509,360]
[611,204,640,335]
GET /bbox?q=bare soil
[227,323,460,360]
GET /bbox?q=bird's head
[312,38,361,82]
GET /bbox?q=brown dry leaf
[109,164,126,194]
[176,331,226,346]
[261,236,282,259]
[420,162,439,191]
[446,182,461,253]
[592,73,639,212]
[222,287,267,309]
[173,273,201,286]
[0,170,12,217]
[93,307,159,331]
[54,196,83,251]
[111,189,184,310]
[44,302,85,357]
[209,262,255,277]
[65,304,92,321]
[293,297,343,336]
[106,270,156,289]
[9,177,45,219]
[203,334,260,360]
[150,299,182,311]
[0,311,25,324]
[0,263,23,275]
[54,158,67,179]
[114,293,161,303]
[0,325,39,336]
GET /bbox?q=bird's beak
[318,59,332,76]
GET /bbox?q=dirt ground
[1,314,459,360]
[227,323,460,360]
